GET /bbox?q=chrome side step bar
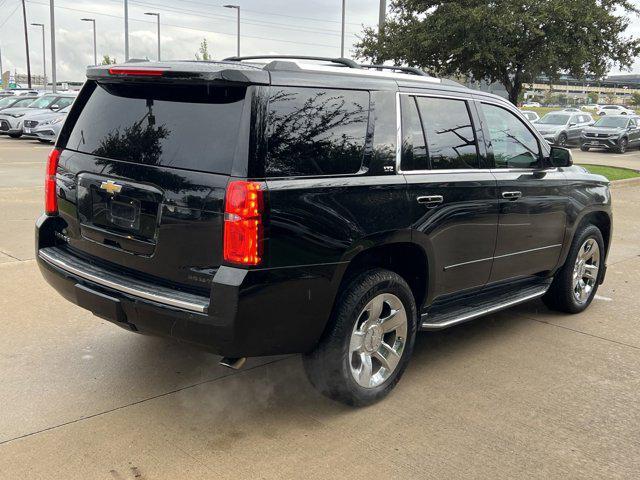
[39,247,210,313]
[420,285,549,331]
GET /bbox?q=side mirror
[550,146,573,168]
[49,104,59,110]
[569,122,577,127]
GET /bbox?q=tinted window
[482,103,540,169]
[265,87,369,177]
[416,97,479,170]
[65,82,246,174]
[400,96,428,171]
[371,91,397,174]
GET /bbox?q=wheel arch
[329,241,430,325]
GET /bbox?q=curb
[611,177,640,189]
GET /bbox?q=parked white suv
[596,105,635,116]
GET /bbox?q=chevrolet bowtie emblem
[100,180,123,195]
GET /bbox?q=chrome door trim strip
[39,249,209,313]
[420,285,549,330]
[443,244,563,271]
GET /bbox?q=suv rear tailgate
[54,79,250,292]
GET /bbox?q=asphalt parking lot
[1,136,639,479]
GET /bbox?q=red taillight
[45,148,61,214]
[108,67,166,76]
[223,181,264,266]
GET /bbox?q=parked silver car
[520,110,539,123]
[23,106,70,143]
[0,93,75,138]
[534,111,594,146]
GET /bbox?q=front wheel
[543,224,604,313]
[8,133,21,139]
[616,137,628,153]
[580,145,590,152]
[303,269,417,406]
[557,133,568,147]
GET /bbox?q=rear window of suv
[65,81,246,174]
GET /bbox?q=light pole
[144,12,160,61]
[340,0,346,58]
[31,23,47,89]
[81,18,97,66]
[378,0,386,34]
[50,0,56,92]
[21,0,32,88]
[223,5,240,58]
[124,0,129,61]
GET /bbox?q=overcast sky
[0,0,639,82]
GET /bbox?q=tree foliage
[195,38,212,61]
[631,92,640,107]
[356,0,640,105]
[101,55,117,65]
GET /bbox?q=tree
[101,55,117,65]
[587,92,600,105]
[631,93,640,107]
[356,1,640,105]
[195,38,212,61]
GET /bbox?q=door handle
[502,191,522,201]
[417,195,444,207]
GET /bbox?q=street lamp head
[223,4,240,9]
[81,18,95,22]
[31,23,44,27]
[144,12,160,16]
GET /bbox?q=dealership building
[465,74,640,105]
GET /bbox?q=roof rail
[360,64,429,77]
[223,55,362,69]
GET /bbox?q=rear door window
[265,87,369,177]
[65,81,246,174]
[415,97,479,170]
[400,96,428,171]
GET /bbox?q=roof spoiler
[86,62,270,86]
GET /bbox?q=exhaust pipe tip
[219,357,247,370]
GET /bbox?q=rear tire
[580,145,589,152]
[543,224,604,314]
[8,133,21,138]
[303,269,417,406]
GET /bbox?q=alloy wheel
[349,293,408,389]
[572,238,600,304]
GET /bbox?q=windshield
[28,96,56,109]
[538,113,570,125]
[594,116,628,128]
[0,97,17,108]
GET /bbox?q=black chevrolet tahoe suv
[36,57,612,406]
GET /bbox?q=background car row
[0,92,75,142]
[519,105,640,153]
